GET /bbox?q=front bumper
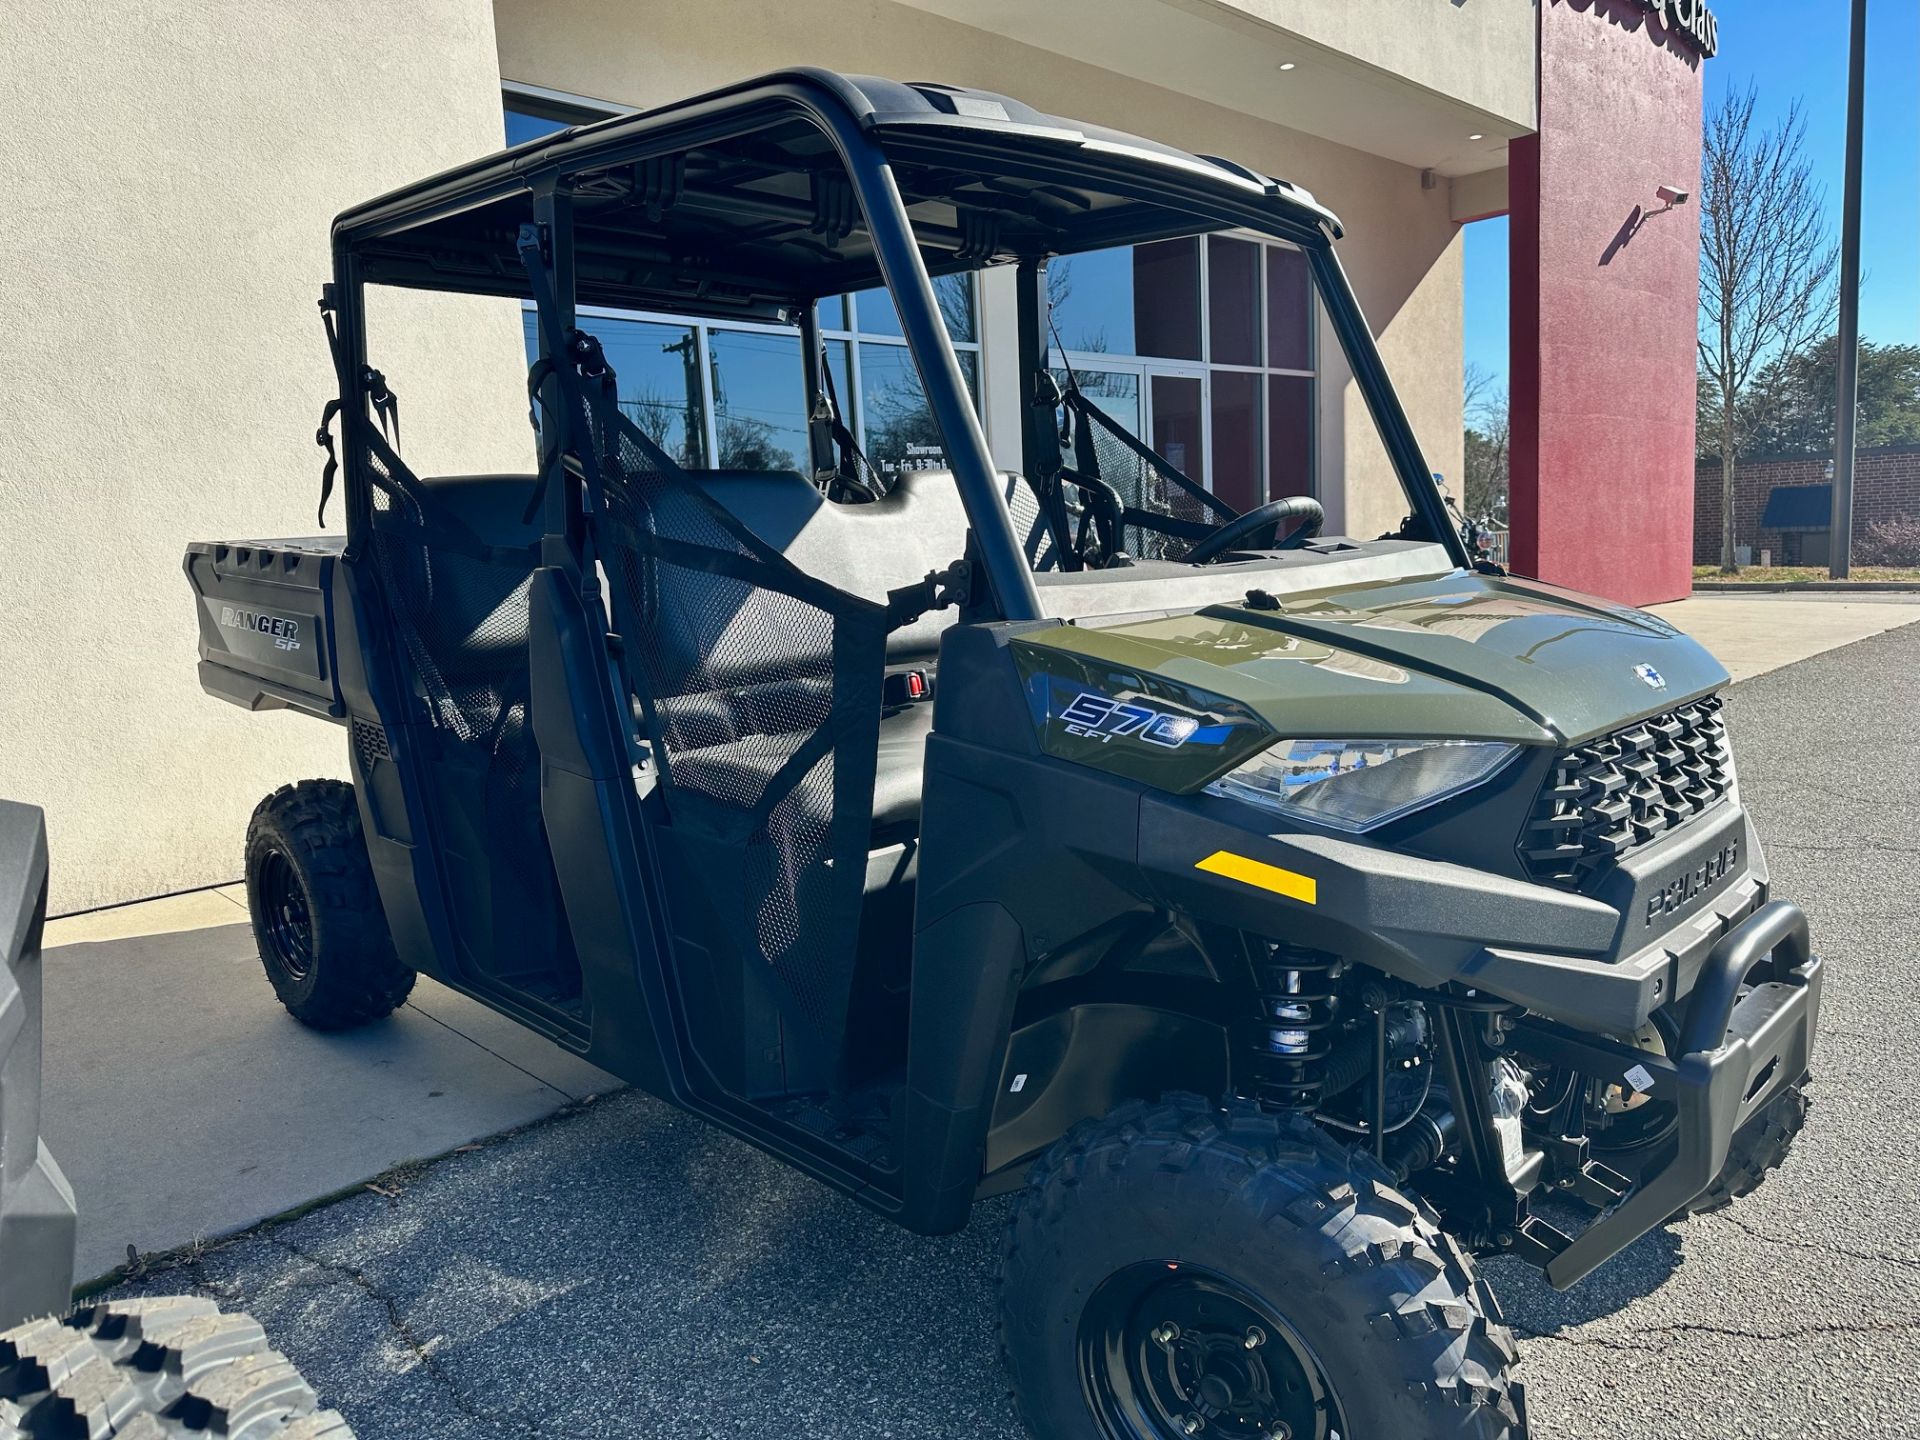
[1509,899,1822,1288]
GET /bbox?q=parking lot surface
[104,621,1920,1438]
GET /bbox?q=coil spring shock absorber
[1248,943,1342,1111]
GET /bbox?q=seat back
[682,467,979,663]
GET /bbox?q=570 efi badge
[1061,691,1196,748]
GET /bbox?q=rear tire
[999,1093,1525,1440]
[245,780,412,1031]
[0,1296,353,1437]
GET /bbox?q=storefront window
[1268,374,1314,492]
[1133,239,1202,361]
[1051,234,1316,510]
[1208,237,1262,367]
[858,345,979,481]
[707,330,808,472]
[1266,246,1313,372]
[524,312,707,468]
[1211,371,1262,512]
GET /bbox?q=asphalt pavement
[101,621,1920,1439]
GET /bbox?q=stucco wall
[0,1,528,913]
[1205,0,1538,130]
[493,0,1465,542]
[1508,0,1703,605]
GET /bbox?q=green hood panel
[1011,568,1727,789]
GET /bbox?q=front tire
[1688,1082,1809,1215]
[0,1297,353,1436]
[245,780,413,1031]
[999,1094,1524,1440]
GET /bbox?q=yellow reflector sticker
[1194,850,1318,905]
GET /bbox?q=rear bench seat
[670,467,979,840]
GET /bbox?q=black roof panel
[336,69,1338,320]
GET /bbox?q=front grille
[1520,695,1733,887]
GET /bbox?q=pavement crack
[265,1231,550,1438]
[1519,1315,1920,1351]
[1714,1212,1920,1275]
[1768,837,1920,857]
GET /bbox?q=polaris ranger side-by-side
[185,72,1819,1439]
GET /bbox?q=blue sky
[1463,0,1918,391]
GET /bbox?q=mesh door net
[356,429,561,968]
[557,335,887,1051]
[1061,384,1239,561]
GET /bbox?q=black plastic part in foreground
[1512,900,1820,1289]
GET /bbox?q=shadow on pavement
[1481,1200,1686,1337]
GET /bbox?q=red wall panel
[1509,0,1705,605]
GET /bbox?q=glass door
[1146,370,1206,487]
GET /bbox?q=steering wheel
[1185,496,1325,565]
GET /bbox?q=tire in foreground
[0,1296,351,1438]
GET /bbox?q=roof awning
[1759,484,1832,531]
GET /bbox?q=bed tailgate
[183,536,346,722]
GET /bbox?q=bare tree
[1698,89,1837,572]
[1462,362,1510,525]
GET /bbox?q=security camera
[1655,184,1690,207]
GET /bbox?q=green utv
[185,72,1819,1440]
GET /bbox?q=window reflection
[708,330,807,472]
[1048,241,1201,361]
[859,345,977,480]
[1052,368,1142,444]
[849,273,975,343]
[524,312,707,468]
[1048,248,1138,354]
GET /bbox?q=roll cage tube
[508,86,1043,625]
[850,134,1043,621]
[1307,243,1463,561]
[328,72,1464,584]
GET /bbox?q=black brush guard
[1510,899,1821,1288]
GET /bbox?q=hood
[1012,568,1728,762]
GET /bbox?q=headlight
[1203,738,1519,832]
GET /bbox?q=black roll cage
[323,68,1469,623]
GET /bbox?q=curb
[1690,583,1920,594]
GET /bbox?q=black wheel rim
[258,848,315,980]
[1079,1263,1347,1440]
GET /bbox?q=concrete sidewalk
[41,915,615,1282]
[1645,589,1920,681]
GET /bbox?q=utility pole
[1830,0,1867,578]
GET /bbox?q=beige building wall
[0,1,529,914]
[494,0,1466,542]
